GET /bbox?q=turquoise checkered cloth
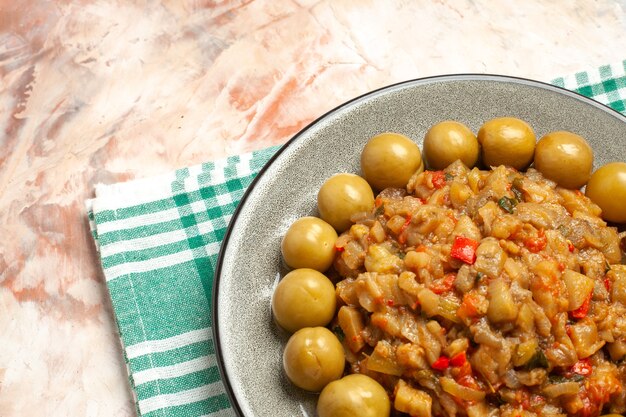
[87,60,626,417]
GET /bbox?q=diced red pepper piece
[567,240,575,252]
[431,355,449,371]
[604,277,611,292]
[571,292,592,319]
[451,235,479,264]
[334,245,345,253]
[450,351,467,367]
[571,359,593,376]
[431,171,447,189]
[430,273,456,294]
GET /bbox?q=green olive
[271,268,336,333]
[282,327,345,392]
[423,120,479,170]
[585,162,626,223]
[281,217,338,272]
[360,132,423,191]
[477,117,536,170]
[317,374,390,417]
[317,173,375,232]
[534,131,593,189]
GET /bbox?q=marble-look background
[1,0,625,415]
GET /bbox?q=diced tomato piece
[451,235,479,264]
[524,234,547,253]
[571,292,592,319]
[430,273,456,294]
[431,171,447,189]
[578,381,618,417]
[571,358,593,376]
[457,372,481,391]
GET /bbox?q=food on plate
[281,216,337,272]
[360,132,424,191]
[585,162,626,223]
[422,121,479,170]
[274,117,626,417]
[332,161,625,416]
[282,326,345,392]
[317,374,391,417]
[317,173,376,232]
[271,268,336,333]
[534,131,594,189]
[477,116,536,170]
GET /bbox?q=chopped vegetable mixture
[332,161,626,417]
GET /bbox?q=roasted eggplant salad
[271,117,626,417]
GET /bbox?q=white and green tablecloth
[87,60,626,417]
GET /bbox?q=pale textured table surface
[1,1,625,415]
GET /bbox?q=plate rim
[211,73,626,417]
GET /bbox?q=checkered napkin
[87,61,626,417]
